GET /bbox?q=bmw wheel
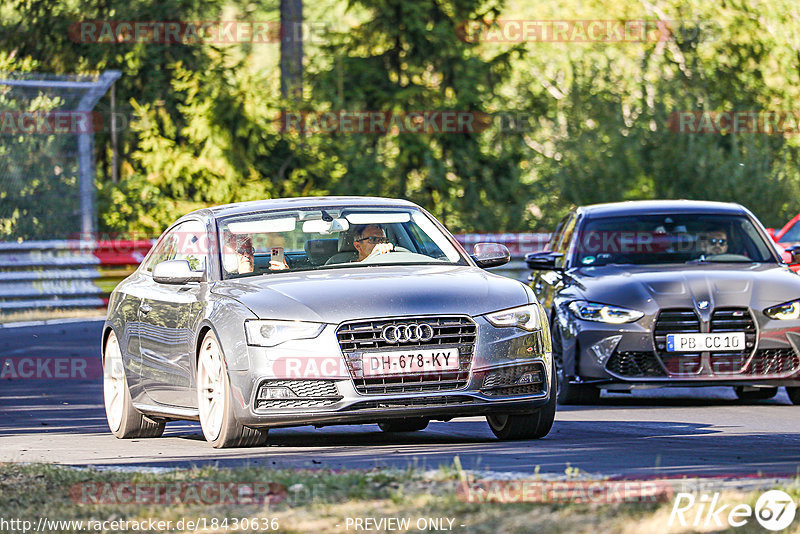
[733,386,778,401]
[551,319,599,405]
[103,330,165,439]
[197,330,267,448]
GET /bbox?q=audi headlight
[764,300,800,320]
[568,300,644,324]
[244,320,325,347]
[485,304,542,332]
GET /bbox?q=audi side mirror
[471,243,511,269]
[153,260,204,284]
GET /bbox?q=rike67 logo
[670,490,797,531]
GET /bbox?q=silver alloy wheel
[198,334,226,442]
[103,332,125,432]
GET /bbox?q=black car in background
[527,200,800,404]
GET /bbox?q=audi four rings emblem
[382,323,435,344]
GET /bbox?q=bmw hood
[571,263,800,313]
[211,264,530,323]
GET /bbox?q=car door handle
[140,304,152,315]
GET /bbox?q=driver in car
[697,229,729,256]
[353,224,393,261]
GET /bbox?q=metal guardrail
[0,234,550,312]
[0,240,153,312]
[0,241,103,311]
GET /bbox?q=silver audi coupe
[102,197,555,447]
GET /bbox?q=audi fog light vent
[258,386,296,399]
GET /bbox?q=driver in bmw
[353,224,394,261]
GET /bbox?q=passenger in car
[223,234,255,274]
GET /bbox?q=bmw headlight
[244,320,325,347]
[568,300,644,324]
[764,300,800,320]
[486,304,542,332]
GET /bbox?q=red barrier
[93,240,156,266]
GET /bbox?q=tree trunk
[280,0,303,100]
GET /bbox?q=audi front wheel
[197,331,267,448]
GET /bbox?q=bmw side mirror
[153,260,204,284]
[471,243,511,269]
[525,251,564,271]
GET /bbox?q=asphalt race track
[1,319,799,478]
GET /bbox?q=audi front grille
[336,316,477,395]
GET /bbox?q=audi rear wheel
[103,330,165,439]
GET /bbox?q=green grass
[2,463,797,533]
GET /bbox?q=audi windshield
[572,214,778,267]
[217,207,468,278]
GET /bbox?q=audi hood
[211,264,531,323]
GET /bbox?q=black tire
[733,386,778,401]
[486,359,557,440]
[551,319,600,405]
[787,387,800,405]
[103,331,165,439]
[378,418,429,432]
[197,331,268,448]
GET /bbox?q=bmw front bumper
[560,306,800,387]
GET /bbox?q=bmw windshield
[572,214,778,267]
[218,207,468,278]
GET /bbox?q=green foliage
[522,0,800,229]
[3,0,800,237]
